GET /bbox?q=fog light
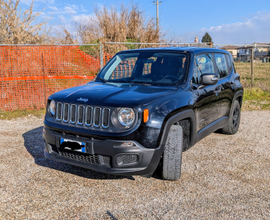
[116,154,138,166]
[121,142,136,147]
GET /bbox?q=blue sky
[27,0,270,44]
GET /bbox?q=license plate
[60,138,86,153]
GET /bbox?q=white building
[220,45,239,58]
[238,43,270,57]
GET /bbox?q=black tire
[162,123,183,181]
[222,100,241,135]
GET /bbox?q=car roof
[119,47,229,55]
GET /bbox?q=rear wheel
[162,123,183,181]
[222,100,241,135]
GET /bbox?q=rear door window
[214,53,228,78]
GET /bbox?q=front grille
[94,107,101,127]
[56,103,62,121]
[56,102,110,129]
[58,149,111,167]
[63,103,69,122]
[102,108,110,128]
[77,105,84,125]
[70,104,77,123]
[85,106,92,126]
[59,149,99,164]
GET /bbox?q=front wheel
[222,100,241,135]
[162,124,183,181]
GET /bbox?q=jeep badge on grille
[77,97,88,102]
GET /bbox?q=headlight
[118,108,135,127]
[49,100,56,116]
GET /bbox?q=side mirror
[200,73,219,86]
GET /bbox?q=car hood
[49,82,177,107]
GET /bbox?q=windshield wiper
[131,80,152,86]
[131,81,152,86]
[96,77,107,83]
[131,78,153,86]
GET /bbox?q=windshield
[96,51,188,86]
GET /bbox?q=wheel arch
[230,90,243,117]
[157,109,197,152]
[142,109,197,177]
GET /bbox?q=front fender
[142,109,196,176]
[157,109,196,152]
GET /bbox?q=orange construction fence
[0,45,105,111]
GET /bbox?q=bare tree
[75,3,162,44]
[0,0,50,44]
[53,25,79,44]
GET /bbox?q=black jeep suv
[43,47,243,180]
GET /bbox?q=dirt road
[0,111,269,219]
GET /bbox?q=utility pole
[153,0,162,31]
[251,47,254,87]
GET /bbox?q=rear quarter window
[226,54,233,73]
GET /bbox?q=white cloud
[80,4,87,13]
[20,0,33,5]
[64,6,77,15]
[59,15,66,23]
[179,11,270,45]
[71,14,95,24]
[48,6,59,12]
[68,4,79,10]
[21,0,54,4]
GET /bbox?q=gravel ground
[0,111,269,219]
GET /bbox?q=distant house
[180,43,211,48]
[220,45,239,58]
[238,43,270,57]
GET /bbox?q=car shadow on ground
[23,126,135,180]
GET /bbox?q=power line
[142,1,154,10]
[142,1,155,13]
[143,5,154,12]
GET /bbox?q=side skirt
[195,116,228,143]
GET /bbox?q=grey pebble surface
[0,111,269,219]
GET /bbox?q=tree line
[0,0,162,45]
[0,0,213,45]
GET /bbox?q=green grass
[242,88,270,110]
[234,63,270,110]
[234,63,270,91]
[79,42,100,57]
[0,109,45,120]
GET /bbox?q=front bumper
[43,126,162,176]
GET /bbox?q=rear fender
[230,90,243,117]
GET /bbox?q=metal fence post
[42,53,47,108]
[251,48,254,87]
[100,42,104,69]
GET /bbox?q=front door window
[193,54,215,84]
